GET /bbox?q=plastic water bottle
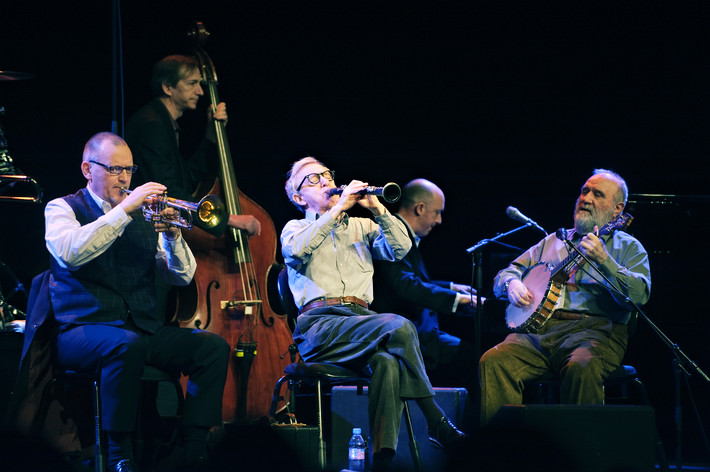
[348,427,366,471]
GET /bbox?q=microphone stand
[465,224,529,364]
[561,237,710,469]
[465,226,526,429]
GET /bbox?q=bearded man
[478,169,651,425]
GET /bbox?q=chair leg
[93,380,105,472]
[315,379,327,470]
[402,402,422,472]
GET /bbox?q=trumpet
[121,188,226,230]
[328,182,401,203]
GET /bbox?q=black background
[1,1,709,464]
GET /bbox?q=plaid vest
[49,188,160,333]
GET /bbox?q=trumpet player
[43,132,229,472]
[281,156,467,472]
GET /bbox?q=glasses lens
[308,170,334,184]
[106,165,138,175]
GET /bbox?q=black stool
[38,365,183,472]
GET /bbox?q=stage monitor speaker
[484,404,656,472]
[331,386,470,472]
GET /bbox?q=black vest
[49,188,160,333]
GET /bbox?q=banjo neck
[549,213,634,284]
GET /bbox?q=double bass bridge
[221,299,262,316]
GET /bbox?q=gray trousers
[294,305,435,452]
[478,316,628,425]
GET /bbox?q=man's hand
[454,284,486,308]
[580,226,609,265]
[507,278,534,308]
[118,182,166,214]
[206,102,228,142]
[331,180,368,214]
[154,207,182,239]
[210,102,228,123]
[228,214,262,238]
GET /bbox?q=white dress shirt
[45,185,196,286]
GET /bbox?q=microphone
[506,206,548,235]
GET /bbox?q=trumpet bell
[197,194,226,229]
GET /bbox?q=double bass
[174,22,293,422]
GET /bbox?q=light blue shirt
[493,228,651,324]
[281,209,412,308]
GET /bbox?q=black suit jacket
[372,214,458,334]
[125,98,227,236]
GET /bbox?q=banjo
[504,212,633,334]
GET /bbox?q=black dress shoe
[427,416,468,449]
[110,459,137,472]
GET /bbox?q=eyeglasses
[89,160,139,175]
[296,170,335,191]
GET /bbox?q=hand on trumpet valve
[155,207,181,239]
[118,182,166,214]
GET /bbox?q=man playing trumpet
[44,132,229,472]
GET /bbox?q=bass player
[479,169,651,425]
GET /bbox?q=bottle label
[349,448,365,461]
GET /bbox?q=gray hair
[592,168,628,205]
[285,156,324,212]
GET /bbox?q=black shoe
[427,416,468,449]
[110,459,137,472]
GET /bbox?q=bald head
[398,178,445,238]
[82,132,129,163]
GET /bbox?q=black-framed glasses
[89,160,139,175]
[296,170,335,191]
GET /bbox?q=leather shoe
[110,459,137,472]
[427,416,468,449]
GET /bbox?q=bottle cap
[352,427,362,435]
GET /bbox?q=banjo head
[505,262,553,330]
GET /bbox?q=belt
[551,310,585,321]
[299,296,369,315]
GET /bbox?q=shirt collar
[397,215,420,247]
[86,184,113,214]
[305,209,348,226]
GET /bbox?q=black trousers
[56,323,230,431]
